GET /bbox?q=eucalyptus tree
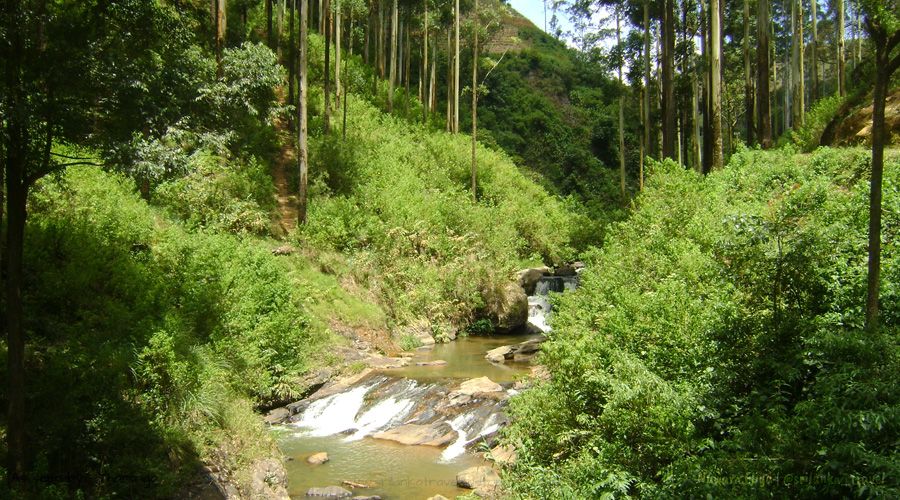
[860,0,900,331]
[300,0,310,224]
[756,0,772,147]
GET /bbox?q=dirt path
[272,100,298,237]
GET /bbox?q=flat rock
[366,356,410,369]
[306,486,352,497]
[350,496,381,500]
[307,452,329,465]
[456,376,503,395]
[456,465,501,490]
[415,359,448,366]
[372,422,455,447]
[426,496,450,500]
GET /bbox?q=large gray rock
[306,486,352,497]
[456,465,501,490]
[263,407,291,425]
[484,337,544,363]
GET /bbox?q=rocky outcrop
[488,445,517,465]
[306,452,329,465]
[484,337,545,363]
[517,266,552,295]
[395,319,437,347]
[488,282,528,332]
[415,360,448,366]
[248,458,291,499]
[456,465,501,490]
[305,485,352,497]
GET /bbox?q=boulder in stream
[415,359,448,366]
[306,486,352,497]
[456,465,501,490]
[306,452,329,465]
[484,337,544,363]
[487,282,528,332]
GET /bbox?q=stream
[272,274,577,499]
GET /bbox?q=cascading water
[527,275,579,333]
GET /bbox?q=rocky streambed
[267,269,577,499]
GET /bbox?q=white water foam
[441,412,477,461]
[293,384,371,437]
[346,395,417,441]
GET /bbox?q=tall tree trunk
[710,0,723,170]
[289,0,296,122]
[662,0,676,159]
[836,0,845,96]
[866,31,900,331]
[378,0,384,78]
[388,0,397,112]
[215,0,226,78]
[743,0,754,144]
[5,0,26,486]
[756,0,772,147]
[430,42,437,114]
[812,0,818,101]
[792,0,804,127]
[453,0,460,133]
[617,10,626,197]
[643,1,651,163]
[404,23,411,117]
[422,0,429,123]
[701,0,712,172]
[324,0,331,132]
[277,0,284,58]
[319,0,325,33]
[335,0,341,109]
[447,29,452,132]
[299,0,309,225]
[267,0,275,48]
[471,0,479,201]
[344,11,352,139]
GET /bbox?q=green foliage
[791,95,845,152]
[298,95,576,327]
[19,166,335,497]
[504,148,900,497]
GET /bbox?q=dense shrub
[504,147,900,498]
[18,166,333,497]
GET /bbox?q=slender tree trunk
[743,0,755,144]
[267,0,275,48]
[701,0,712,172]
[324,0,331,132]
[710,0,723,170]
[299,0,309,225]
[423,0,429,123]
[5,0,26,486]
[344,11,352,139]
[472,0,479,201]
[811,0,818,101]
[454,0,460,133]
[388,0,397,112]
[866,37,899,331]
[836,0,845,96]
[289,0,296,123]
[662,0,676,159]
[430,42,437,114]
[757,0,772,147]
[617,10,626,197]
[215,0,226,78]
[365,4,371,65]
[319,0,324,32]
[639,93,645,191]
[277,0,284,58]
[378,0,384,78]
[643,1,651,163]
[447,29,453,132]
[692,70,702,171]
[335,0,341,109]
[404,23,411,117]
[792,0,804,127]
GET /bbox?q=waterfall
[293,383,373,437]
[527,275,578,333]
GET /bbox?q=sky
[507,0,576,38]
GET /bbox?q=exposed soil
[823,87,900,147]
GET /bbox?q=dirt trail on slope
[272,96,298,237]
